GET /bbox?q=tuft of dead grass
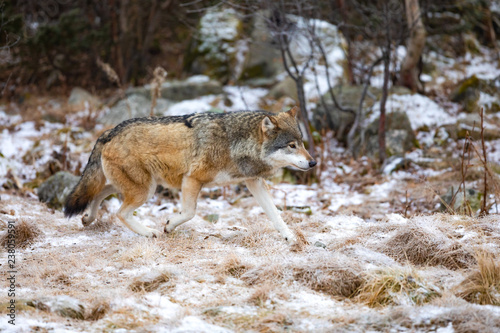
[456,251,500,305]
[118,239,165,264]
[228,224,272,248]
[86,301,110,321]
[292,260,364,298]
[217,254,253,279]
[290,227,309,252]
[129,270,174,293]
[380,223,475,270]
[1,219,43,249]
[248,284,273,307]
[241,263,285,286]
[357,267,441,307]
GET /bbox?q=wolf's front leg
[245,178,297,243]
[164,176,202,233]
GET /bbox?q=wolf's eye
[289,143,296,149]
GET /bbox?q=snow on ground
[1,44,500,333]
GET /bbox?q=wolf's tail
[64,138,107,217]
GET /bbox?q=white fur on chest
[206,171,248,187]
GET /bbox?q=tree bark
[400,0,426,93]
[379,53,390,164]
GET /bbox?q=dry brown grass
[117,239,165,264]
[86,301,110,321]
[129,270,174,293]
[217,254,253,279]
[248,284,273,307]
[379,223,475,270]
[292,260,364,298]
[290,227,309,252]
[241,263,285,286]
[227,223,273,248]
[357,267,441,307]
[1,219,43,249]
[456,251,500,305]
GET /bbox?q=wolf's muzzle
[309,161,317,168]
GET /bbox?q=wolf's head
[261,107,317,171]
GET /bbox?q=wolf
[64,106,316,242]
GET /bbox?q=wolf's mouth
[292,164,311,171]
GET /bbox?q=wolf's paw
[164,220,174,233]
[82,214,95,226]
[284,233,297,245]
[144,228,161,238]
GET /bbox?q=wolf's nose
[309,161,317,168]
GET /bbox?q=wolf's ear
[287,106,299,119]
[262,116,278,135]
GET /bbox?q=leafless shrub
[129,270,174,293]
[357,267,441,307]
[379,223,475,270]
[456,251,500,305]
[292,260,364,298]
[150,67,167,116]
[1,219,43,249]
[217,254,253,279]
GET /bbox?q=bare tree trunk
[296,76,315,156]
[399,0,426,93]
[379,52,390,164]
[483,4,497,48]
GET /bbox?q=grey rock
[126,79,223,102]
[314,241,326,249]
[450,75,500,113]
[28,296,85,319]
[239,11,284,81]
[184,7,243,82]
[443,113,500,141]
[353,111,416,158]
[37,171,79,210]
[312,85,382,142]
[267,76,298,101]
[441,187,482,215]
[68,87,100,107]
[98,94,173,126]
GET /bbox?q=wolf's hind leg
[245,178,296,243]
[82,185,116,226]
[164,176,202,233]
[117,188,161,238]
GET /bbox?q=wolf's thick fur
[64,107,316,241]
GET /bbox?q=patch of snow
[371,94,453,129]
[186,75,210,83]
[166,95,217,116]
[172,316,233,333]
[222,86,268,111]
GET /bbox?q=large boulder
[68,87,101,108]
[450,75,500,113]
[239,11,284,83]
[37,171,79,210]
[98,94,172,126]
[352,111,417,158]
[312,85,382,142]
[126,77,223,102]
[442,113,500,141]
[184,7,243,82]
